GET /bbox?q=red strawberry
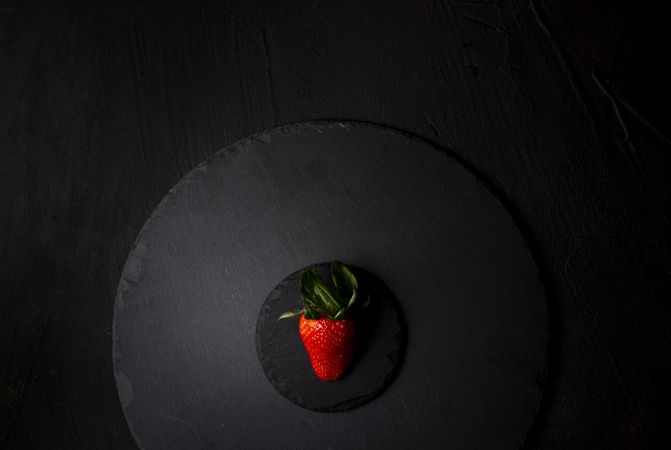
[279,261,364,381]
[299,314,356,381]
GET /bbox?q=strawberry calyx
[279,261,363,321]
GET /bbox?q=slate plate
[256,263,406,412]
[113,121,548,450]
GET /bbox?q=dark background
[1,0,669,448]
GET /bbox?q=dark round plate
[255,263,406,412]
[113,121,548,449]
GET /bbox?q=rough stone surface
[256,263,406,412]
[113,122,548,449]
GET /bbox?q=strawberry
[298,314,356,381]
[279,261,364,381]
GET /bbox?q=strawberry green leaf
[277,309,304,320]
[304,305,322,320]
[332,308,347,320]
[313,281,343,317]
[300,267,322,307]
[346,288,358,310]
[330,261,357,306]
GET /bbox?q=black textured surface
[2,1,670,449]
[112,122,547,449]
[256,263,406,412]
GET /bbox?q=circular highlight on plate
[255,263,406,412]
[113,121,548,449]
